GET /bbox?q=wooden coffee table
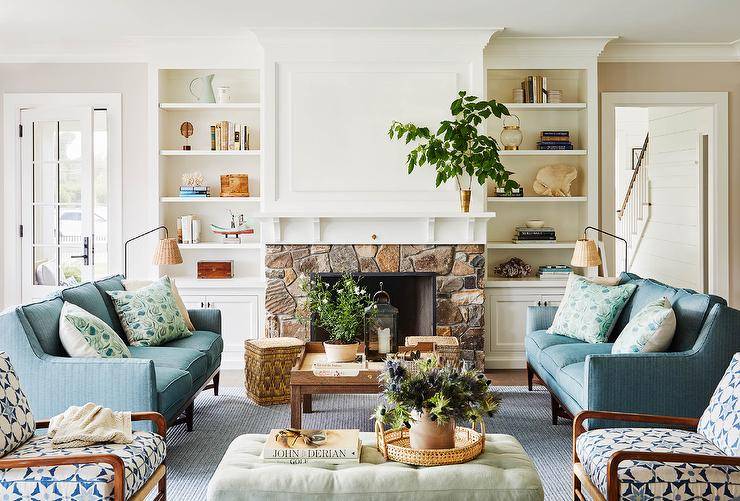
[289,342,384,429]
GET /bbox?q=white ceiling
[1,0,738,50]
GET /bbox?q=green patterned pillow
[547,277,637,343]
[107,276,192,347]
[612,297,676,354]
[59,302,131,358]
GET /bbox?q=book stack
[179,186,210,198]
[177,215,200,244]
[538,265,572,281]
[520,75,549,103]
[513,226,556,244]
[262,429,361,465]
[210,122,250,151]
[537,131,574,150]
[494,186,524,197]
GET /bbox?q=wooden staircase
[617,134,650,270]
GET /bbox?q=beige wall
[0,63,151,307]
[599,62,740,306]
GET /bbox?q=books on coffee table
[262,429,361,464]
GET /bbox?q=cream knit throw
[48,403,133,449]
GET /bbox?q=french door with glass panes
[20,106,108,300]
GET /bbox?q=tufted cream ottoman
[207,432,544,500]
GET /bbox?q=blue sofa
[525,272,739,426]
[0,274,222,430]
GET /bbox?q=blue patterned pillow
[698,353,740,456]
[0,353,35,456]
[611,297,676,354]
[107,276,191,347]
[547,277,636,343]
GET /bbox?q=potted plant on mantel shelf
[388,90,519,212]
[374,357,501,450]
[298,274,376,363]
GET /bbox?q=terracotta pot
[323,341,359,363]
[459,189,471,212]
[409,409,456,450]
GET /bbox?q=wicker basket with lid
[244,337,304,405]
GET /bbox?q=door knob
[70,237,90,266]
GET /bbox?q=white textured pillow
[59,302,131,358]
[122,277,195,331]
[612,297,676,354]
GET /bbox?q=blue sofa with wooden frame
[0,274,222,430]
[525,272,739,427]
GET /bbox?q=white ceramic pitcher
[189,74,216,103]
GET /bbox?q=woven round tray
[375,420,485,466]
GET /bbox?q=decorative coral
[181,171,205,187]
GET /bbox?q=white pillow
[59,302,131,358]
[612,297,676,354]
[122,277,195,331]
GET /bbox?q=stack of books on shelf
[538,265,572,281]
[210,122,250,151]
[537,131,573,150]
[520,75,549,103]
[513,226,556,244]
[262,429,361,465]
[176,215,201,244]
[179,186,210,198]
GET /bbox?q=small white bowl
[525,220,545,228]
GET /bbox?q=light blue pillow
[547,277,636,343]
[612,297,676,354]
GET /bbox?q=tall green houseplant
[389,91,517,211]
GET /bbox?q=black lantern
[364,282,399,361]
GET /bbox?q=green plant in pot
[298,273,376,363]
[374,357,501,450]
[388,90,518,212]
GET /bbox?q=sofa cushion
[61,283,117,332]
[698,353,740,456]
[540,343,613,380]
[19,296,65,356]
[153,367,192,419]
[163,331,223,370]
[0,353,35,456]
[93,275,126,337]
[557,362,586,407]
[612,297,676,354]
[525,329,583,356]
[128,345,208,385]
[59,302,131,358]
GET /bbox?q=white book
[262,430,361,463]
[182,215,192,244]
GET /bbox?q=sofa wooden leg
[551,394,559,425]
[185,402,194,432]
[526,363,534,391]
[212,371,220,396]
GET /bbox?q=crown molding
[600,41,740,62]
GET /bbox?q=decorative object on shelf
[177,215,201,244]
[215,85,231,104]
[493,257,532,278]
[298,273,376,363]
[525,219,545,228]
[538,130,573,150]
[388,91,516,213]
[123,225,183,277]
[572,226,628,276]
[197,260,234,279]
[533,164,578,197]
[364,282,398,362]
[181,171,205,187]
[180,121,194,151]
[499,114,523,150]
[210,210,255,244]
[494,185,523,197]
[520,75,548,103]
[512,88,524,103]
[189,74,216,103]
[373,357,500,453]
[220,174,249,197]
[547,90,562,103]
[513,225,556,244]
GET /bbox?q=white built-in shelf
[487,196,587,203]
[501,103,587,110]
[178,242,260,250]
[160,197,262,203]
[160,149,261,156]
[159,102,260,110]
[255,212,496,219]
[173,277,267,289]
[486,277,569,288]
[487,242,576,250]
[499,150,587,157]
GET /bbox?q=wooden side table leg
[303,394,312,413]
[290,386,302,429]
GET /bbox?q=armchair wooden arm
[35,411,168,437]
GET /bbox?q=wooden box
[197,260,234,279]
[220,174,249,197]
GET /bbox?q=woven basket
[375,420,485,466]
[405,336,461,368]
[244,337,304,406]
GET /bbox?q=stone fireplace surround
[264,244,486,368]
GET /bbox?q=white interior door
[21,106,94,300]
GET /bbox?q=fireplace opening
[309,272,437,347]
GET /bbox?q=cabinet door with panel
[180,295,207,310]
[206,295,259,371]
[486,293,541,370]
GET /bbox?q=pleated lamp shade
[571,238,601,268]
[152,238,183,266]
